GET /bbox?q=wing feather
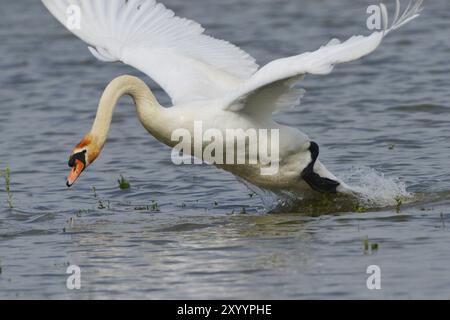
[42,0,259,104]
[223,0,422,118]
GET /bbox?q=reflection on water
[1,0,450,299]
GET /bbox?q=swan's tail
[383,0,424,36]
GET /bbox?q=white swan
[42,0,422,194]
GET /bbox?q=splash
[338,166,413,208]
[237,166,413,214]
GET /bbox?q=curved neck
[90,75,169,149]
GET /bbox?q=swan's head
[66,135,100,187]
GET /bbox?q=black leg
[301,141,340,193]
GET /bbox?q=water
[0,0,449,299]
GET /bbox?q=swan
[42,0,422,195]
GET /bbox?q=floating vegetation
[280,193,358,216]
[91,186,98,198]
[118,175,131,190]
[91,186,110,209]
[371,243,379,252]
[363,236,379,255]
[151,200,160,212]
[395,196,403,213]
[175,202,186,209]
[75,209,91,217]
[363,237,369,253]
[353,204,368,213]
[0,166,13,209]
[136,200,161,212]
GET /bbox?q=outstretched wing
[222,0,423,118]
[42,0,259,105]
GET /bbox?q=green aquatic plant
[301,193,341,216]
[0,166,13,209]
[371,243,379,252]
[363,236,379,255]
[353,204,368,213]
[151,200,160,212]
[394,196,403,213]
[118,175,131,190]
[363,237,369,253]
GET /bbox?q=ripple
[155,223,214,232]
[1,0,449,300]
[389,103,450,114]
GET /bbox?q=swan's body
[42,0,422,194]
[83,75,321,193]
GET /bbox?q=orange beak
[67,159,85,187]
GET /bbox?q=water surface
[0,0,450,299]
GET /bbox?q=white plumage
[43,0,258,105]
[43,0,423,195]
